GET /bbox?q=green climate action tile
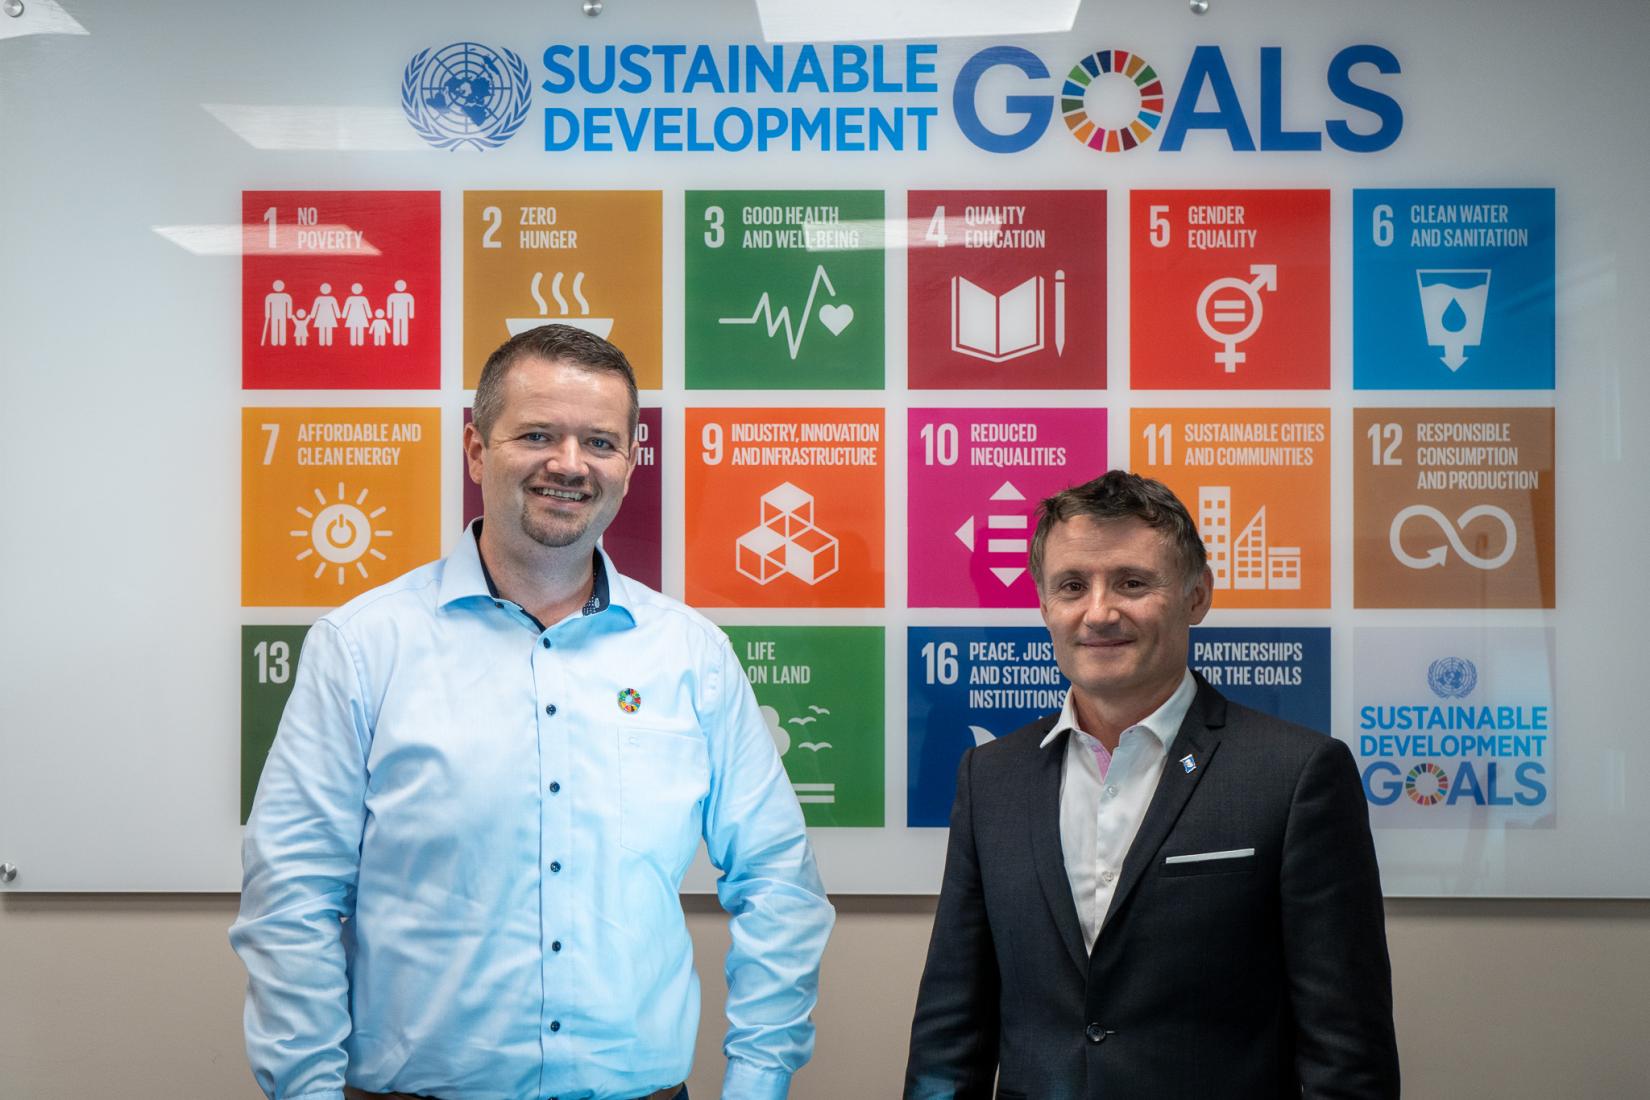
[241,625,311,823]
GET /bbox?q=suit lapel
[1027,723,1088,974]
[1100,678,1227,932]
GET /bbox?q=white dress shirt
[1040,669,1197,952]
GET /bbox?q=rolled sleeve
[699,636,835,1097]
[229,619,372,1100]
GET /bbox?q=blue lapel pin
[1180,753,1197,774]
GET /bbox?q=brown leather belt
[345,1085,683,1100]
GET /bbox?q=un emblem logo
[402,42,532,151]
[1426,657,1478,699]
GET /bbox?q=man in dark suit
[905,471,1399,1099]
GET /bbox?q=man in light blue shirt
[231,324,834,1100]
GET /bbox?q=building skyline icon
[1198,485,1300,591]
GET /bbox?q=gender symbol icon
[1197,264,1277,372]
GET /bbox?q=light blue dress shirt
[230,527,834,1100]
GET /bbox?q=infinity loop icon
[1388,504,1517,570]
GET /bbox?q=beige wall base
[2,896,1645,1097]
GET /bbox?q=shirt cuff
[721,1058,794,1100]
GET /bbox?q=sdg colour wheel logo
[402,42,532,150]
[1060,49,1164,152]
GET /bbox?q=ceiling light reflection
[152,225,381,257]
[203,104,426,152]
[0,0,88,39]
[755,0,1079,42]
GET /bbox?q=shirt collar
[438,519,634,625]
[1039,668,1198,751]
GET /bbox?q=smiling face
[463,356,636,565]
[1037,514,1212,733]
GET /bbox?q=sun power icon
[292,483,392,585]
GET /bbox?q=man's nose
[542,437,587,476]
[1081,586,1121,626]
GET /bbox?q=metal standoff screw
[1190,0,1209,12]
[582,0,602,15]
[0,864,17,884]
[2,1,25,20]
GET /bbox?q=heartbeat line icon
[718,265,854,360]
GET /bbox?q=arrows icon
[954,482,1031,587]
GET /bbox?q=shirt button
[548,781,560,794]
[549,1020,561,1033]
[545,704,557,716]
[1102,870,1117,884]
[541,637,551,649]
[551,939,562,952]
[1106,785,1118,797]
[1086,1022,1107,1043]
[493,601,503,609]
[549,861,562,873]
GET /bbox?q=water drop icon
[1440,297,1468,334]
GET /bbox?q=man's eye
[588,438,614,450]
[522,432,549,443]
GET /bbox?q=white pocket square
[1164,847,1255,865]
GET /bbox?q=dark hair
[1029,470,1208,590]
[471,324,639,444]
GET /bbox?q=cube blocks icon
[737,482,840,586]
[736,524,789,585]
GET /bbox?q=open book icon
[950,273,1064,363]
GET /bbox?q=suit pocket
[1161,852,1256,877]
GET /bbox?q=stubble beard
[520,507,587,548]
[519,484,599,549]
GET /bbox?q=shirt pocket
[618,725,711,866]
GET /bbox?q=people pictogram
[256,279,416,351]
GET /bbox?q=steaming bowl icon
[507,271,612,340]
[504,316,614,339]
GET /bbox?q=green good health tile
[241,625,310,823]
[685,190,885,390]
[726,626,885,827]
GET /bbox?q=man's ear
[462,421,486,485]
[1187,565,1215,625]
